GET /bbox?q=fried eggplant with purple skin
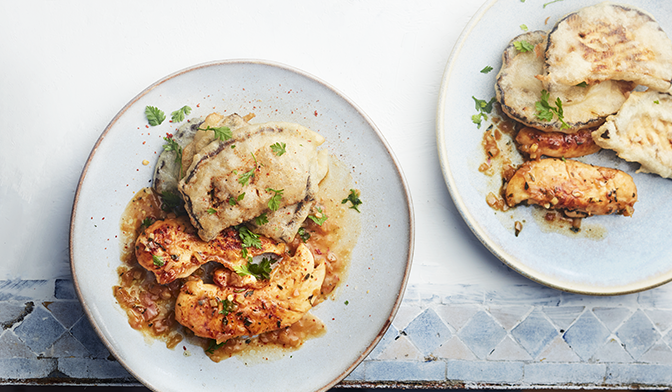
[540,2,672,93]
[505,158,637,217]
[516,127,601,160]
[496,30,634,133]
[593,90,672,179]
[175,243,325,343]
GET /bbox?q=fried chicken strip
[135,217,285,285]
[516,127,601,160]
[505,158,637,217]
[175,243,325,343]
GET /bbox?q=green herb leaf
[654,100,660,104]
[308,207,328,225]
[237,226,262,250]
[473,96,496,114]
[219,298,236,316]
[270,142,287,156]
[254,213,269,226]
[145,106,166,126]
[576,82,588,88]
[234,257,273,280]
[342,189,362,213]
[535,89,569,129]
[228,193,245,206]
[207,207,217,215]
[480,65,493,74]
[520,24,528,32]
[171,105,192,123]
[297,227,311,242]
[238,169,255,186]
[513,40,534,52]
[152,254,165,267]
[160,191,183,214]
[266,188,284,211]
[543,0,564,8]
[199,125,232,141]
[206,340,224,354]
[139,218,155,231]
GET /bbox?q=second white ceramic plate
[71,60,414,392]
[437,0,672,295]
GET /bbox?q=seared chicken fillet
[516,127,601,160]
[506,158,637,217]
[135,217,285,285]
[540,2,672,92]
[496,30,634,133]
[593,90,672,179]
[175,243,325,343]
[179,121,329,242]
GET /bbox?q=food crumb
[142,160,150,166]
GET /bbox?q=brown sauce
[114,156,359,362]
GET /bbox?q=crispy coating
[505,158,637,217]
[516,127,601,159]
[175,243,325,343]
[135,217,285,285]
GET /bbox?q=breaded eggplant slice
[505,158,637,217]
[516,127,601,160]
[593,91,672,179]
[496,30,634,133]
[175,243,325,343]
[179,121,329,242]
[540,2,672,92]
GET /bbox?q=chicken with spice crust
[505,158,637,217]
[135,216,286,285]
[175,243,325,343]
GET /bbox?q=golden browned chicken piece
[135,216,286,285]
[516,127,601,160]
[505,158,637,217]
[175,243,325,343]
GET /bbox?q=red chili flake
[197,104,200,107]
[314,110,318,117]
[142,141,146,145]
[145,125,149,128]
[166,132,173,138]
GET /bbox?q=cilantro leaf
[297,227,310,242]
[266,188,284,211]
[238,169,255,186]
[513,40,534,52]
[152,254,165,267]
[145,106,166,126]
[308,207,328,225]
[480,66,494,74]
[228,193,245,206]
[342,189,362,213]
[234,257,273,280]
[535,89,569,129]
[270,142,287,156]
[207,207,217,215]
[237,226,262,250]
[171,106,192,123]
[200,125,232,141]
[254,213,269,226]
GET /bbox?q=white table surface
[3,0,672,389]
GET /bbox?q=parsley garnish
[152,255,165,267]
[234,257,273,280]
[271,142,287,156]
[342,189,362,213]
[207,207,217,215]
[654,100,660,104]
[308,207,328,225]
[513,40,534,52]
[297,227,311,242]
[480,66,493,74]
[520,24,528,32]
[266,188,284,211]
[145,106,165,126]
[139,218,154,231]
[228,193,245,206]
[471,96,497,129]
[238,169,255,186]
[199,125,232,141]
[162,134,183,177]
[576,82,588,88]
[237,226,262,251]
[206,340,224,354]
[543,0,564,8]
[255,213,269,226]
[171,106,192,123]
[219,298,236,316]
[536,90,569,129]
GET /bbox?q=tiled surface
[3,279,672,387]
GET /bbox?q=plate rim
[435,0,672,296]
[69,58,415,391]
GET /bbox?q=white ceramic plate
[70,60,414,391]
[437,0,672,295]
